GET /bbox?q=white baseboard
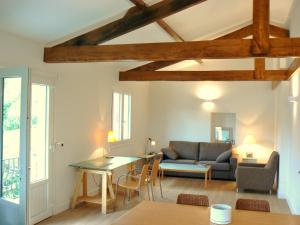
[287,197,300,215]
[286,197,297,214]
[277,190,286,199]
[53,202,69,215]
[52,187,100,216]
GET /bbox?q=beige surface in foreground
[111,201,300,225]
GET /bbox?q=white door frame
[0,67,30,225]
[29,70,56,225]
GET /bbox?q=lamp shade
[243,135,256,145]
[150,140,156,146]
[107,130,117,143]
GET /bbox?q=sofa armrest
[228,157,238,179]
[230,157,238,168]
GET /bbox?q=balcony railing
[2,157,20,200]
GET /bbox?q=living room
[0,0,300,225]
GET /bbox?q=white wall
[275,0,300,214]
[148,60,276,162]
[0,31,44,68]
[0,30,149,214]
[50,63,149,212]
[274,81,291,199]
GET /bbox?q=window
[112,91,131,142]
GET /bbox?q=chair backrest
[265,151,279,170]
[235,198,270,212]
[138,164,150,186]
[177,194,209,207]
[151,159,160,181]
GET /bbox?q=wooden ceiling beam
[44,37,300,62]
[272,81,280,89]
[129,0,202,66]
[128,61,179,71]
[119,70,288,81]
[287,58,300,79]
[54,0,205,46]
[254,58,266,80]
[127,24,253,72]
[127,24,289,72]
[130,0,185,42]
[270,24,289,38]
[252,0,270,55]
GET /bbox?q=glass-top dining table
[69,156,140,214]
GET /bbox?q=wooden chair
[148,159,163,200]
[116,164,150,203]
[176,194,209,207]
[235,198,270,212]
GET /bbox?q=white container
[210,204,232,224]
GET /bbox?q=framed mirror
[211,113,236,145]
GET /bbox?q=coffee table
[159,163,212,188]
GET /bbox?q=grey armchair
[236,151,279,194]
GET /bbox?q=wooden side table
[242,157,258,163]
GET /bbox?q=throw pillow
[216,149,232,162]
[162,148,178,160]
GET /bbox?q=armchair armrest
[237,166,271,177]
[236,166,274,190]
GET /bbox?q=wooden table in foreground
[159,163,212,188]
[111,201,300,225]
[69,156,140,214]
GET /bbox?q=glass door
[30,83,53,224]
[0,67,30,225]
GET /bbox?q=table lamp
[107,130,117,143]
[107,130,116,156]
[243,135,256,158]
[146,138,156,155]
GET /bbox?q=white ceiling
[0,0,295,44]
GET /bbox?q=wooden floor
[38,177,290,225]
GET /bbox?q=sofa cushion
[199,142,232,161]
[162,148,178,160]
[216,149,232,162]
[199,161,230,171]
[169,141,199,160]
[162,159,196,164]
